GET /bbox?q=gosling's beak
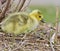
[40,19,45,23]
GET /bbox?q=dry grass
[0,23,60,51]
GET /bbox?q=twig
[18,0,26,11]
[14,0,26,12]
[7,0,21,13]
[50,6,59,51]
[55,6,59,42]
[0,0,11,22]
[21,0,31,11]
[55,45,60,47]
[50,33,55,51]
[12,40,27,51]
[14,0,21,12]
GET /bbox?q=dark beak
[41,19,45,23]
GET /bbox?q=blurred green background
[28,0,60,25]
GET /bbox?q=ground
[0,23,60,51]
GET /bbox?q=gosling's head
[29,10,44,22]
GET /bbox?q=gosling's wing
[1,12,29,26]
[1,12,29,34]
[18,12,29,25]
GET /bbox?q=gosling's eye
[39,16,41,18]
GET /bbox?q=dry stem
[0,0,11,22]
[21,0,31,11]
[16,0,26,12]
[55,6,59,43]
